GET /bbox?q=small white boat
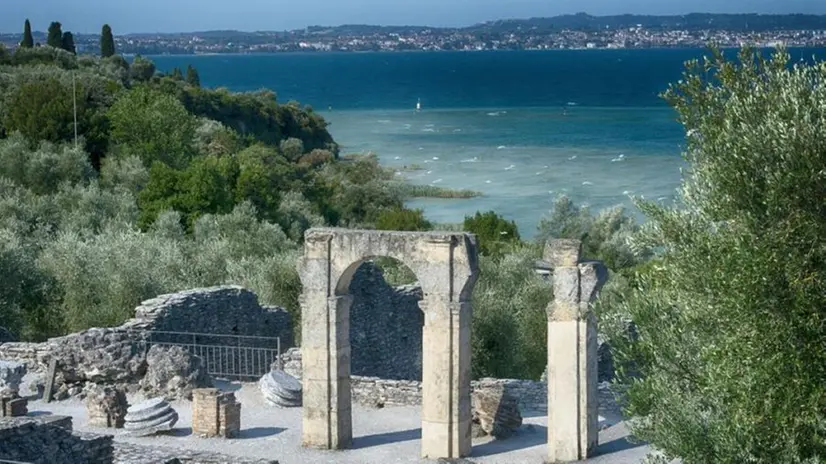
[416,98,421,112]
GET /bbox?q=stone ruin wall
[0,286,295,398]
[0,415,114,464]
[279,347,548,411]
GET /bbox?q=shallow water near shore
[323,106,685,237]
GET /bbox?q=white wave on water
[504,165,516,171]
[568,155,578,160]
[432,179,443,184]
[377,119,392,124]
[582,181,594,186]
[425,124,435,127]
[485,180,492,184]
[426,170,433,174]
[394,156,402,160]
[432,156,439,160]
[460,157,478,163]
[535,171,543,175]
[497,145,507,150]
[403,124,412,129]
[487,112,501,116]
[567,102,578,106]
[623,190,632,195]
[453,129,462,132]
[422,128,435,132]
[611,154,626,162]
[418,147,424,150]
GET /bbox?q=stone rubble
[140,344,212,401]
[259,369,302,407]
[471,387,523,439]
[0,360,26,397]
[123,397,179,436]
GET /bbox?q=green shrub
[376,207,432,232]
[463,210,520,258]
[610,47,826,463]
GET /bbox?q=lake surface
[151,48,826,237]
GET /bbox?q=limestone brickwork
[192,388,241,438]
[298,228,479,459]
[545,239,608,462]
[0,396,27,417]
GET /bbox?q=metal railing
[139,330,282,380]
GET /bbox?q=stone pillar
[193,388,241,438]
[420,299,472,459]
[302,294,353,450]
[545,239,608,462]
[85,386,128,428]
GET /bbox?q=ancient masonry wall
[349,262,424,381]
[0,286,294,397]
[0,415,113,464]
[280,347,548,412]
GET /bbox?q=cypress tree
[185,64,201,87]
[61,31,76,54]
[21,19,34,48]
[46,22,63,48]
[101,24,115,57]
[170,67,183,80]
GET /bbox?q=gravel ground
[24,380,650,464]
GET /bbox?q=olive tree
[610,47,826,463]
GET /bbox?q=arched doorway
[297,228,479,459]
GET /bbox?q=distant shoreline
[132,45,821,58]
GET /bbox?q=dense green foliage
[608,47,826,463]
[463,211,520,258]
[47,22,63,49]
[186,64,200,87]
[21,20,33,49]
[61,32,76,55]
[100,25,115,58]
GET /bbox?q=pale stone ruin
[84,385,129,429]
[470,387,523,439]
[545,238,608,462]
[298,228,479,459]
[123,397,179,436]
[192,388,242,438]
[260,369,303,407]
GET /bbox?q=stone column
[545,239,608,462]
[420,299,472,459]
[301,293,353,450]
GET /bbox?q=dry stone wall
[0,415,113,464]
[279,347,548,411]
[349,262,424,381]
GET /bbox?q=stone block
[544,239,582,268]
[1,396,28,417]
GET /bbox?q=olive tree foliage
[0,134,95,195]
[471,243,551,380]
[609,47,826,463]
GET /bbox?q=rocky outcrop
[259,369,302,407]
[471,387,523,439]
[124,397,178,436]
[140,345,212,401]
[0,360,26,397]
[84,385,129,429]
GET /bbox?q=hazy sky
[4,0,825,34]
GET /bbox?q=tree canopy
[21,20,34,48]
[100,24,116,58]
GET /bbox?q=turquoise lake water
[150,48,826,237]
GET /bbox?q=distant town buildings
[2,16,825,55]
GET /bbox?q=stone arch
[298,228,479,459]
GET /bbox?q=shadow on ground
[27,410,53,417]
[470,424,547,457]
[238,427,286,439]
[352,428,422,449]
[171,427,193,437]
[594,436,646,456]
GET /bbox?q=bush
[376,207,432,232]
[610,47,826,463]
[463,210,520,258]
